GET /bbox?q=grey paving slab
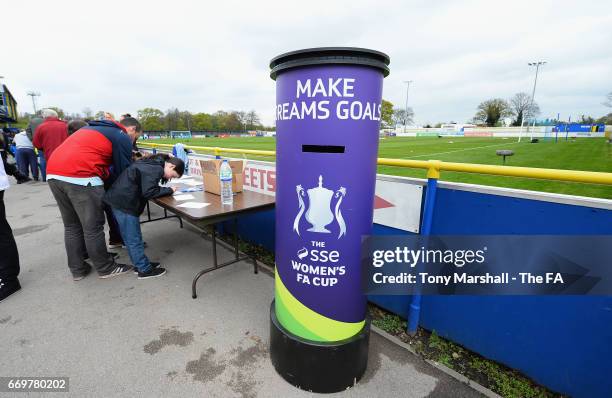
[0,181,482,398]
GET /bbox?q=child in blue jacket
[103,154,184,279]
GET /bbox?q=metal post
[403,80,412,133]
[211,226,218,268]
[408,163,439,334]
[518,117,526,143]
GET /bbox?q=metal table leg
[231,218,257,274]
[191,219,259,299]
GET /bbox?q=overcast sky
[2,0,611,126]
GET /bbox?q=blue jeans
[112,208,151,273]
[38,151,46,181]
[16,148,39,179]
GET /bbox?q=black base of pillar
[269,300,370,393]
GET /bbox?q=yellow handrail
[376,158,612,185]
[139,142,612,186]
[141,142,275,157]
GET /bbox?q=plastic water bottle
[220,160,233,205]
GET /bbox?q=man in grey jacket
[26,114,45,181]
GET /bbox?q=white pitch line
[401,141,522,159]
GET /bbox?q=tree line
[135,108,271,132]
[15,107,273,132]
[473,91,612,127]
[472,92,540,127]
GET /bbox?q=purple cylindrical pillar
[269,47,390,393]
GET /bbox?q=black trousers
[0,190,20,284]
[48,180,116,277]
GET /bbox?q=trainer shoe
[134,262,160,274]
[138,267,167,280]
[0,279,21,302]
[99,264,132,279]
[108,241,124,249]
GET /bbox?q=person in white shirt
[0,149,21,302]
[14,130,39,181]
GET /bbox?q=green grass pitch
[143,136,612,199]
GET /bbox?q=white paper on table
[173,194,195,201]
[177,202,210,209]
[182,180,203,186]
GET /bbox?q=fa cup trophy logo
[293,175,347,239]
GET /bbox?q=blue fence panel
[420,187,612,398]
[430,188,611,235]
[223,208,276,252]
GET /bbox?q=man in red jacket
[32,109,68,163]
[47,118,137,280]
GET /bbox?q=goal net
[170,131,192,139]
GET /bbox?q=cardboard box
[200,159,244,196]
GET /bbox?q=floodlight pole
[403,80,412,133]
[527,61,545,140]
[27,91,41,114]
[518,61,546,142]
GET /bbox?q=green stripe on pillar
[274,270,365,342]
[275,289,323,341]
